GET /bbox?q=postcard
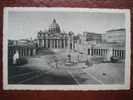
[3,7,131,90]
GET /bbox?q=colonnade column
[45,39,48,48]
[42,40,44,48]
[67,38,70,50]
[64,39,66,48]
[63,39,65,48]
[22,48,24,56]
[50,39,52,48]
[60,39,62,48]
[90,47,93,56]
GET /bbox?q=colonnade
[112,49,125,59]
[8,46,36,57]
[88,48,108,56]
[38,39,68,48]
[88,48,125,59]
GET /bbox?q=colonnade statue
[13,50,19,64]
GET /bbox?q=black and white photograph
[3,7,131,90]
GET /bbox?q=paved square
[8,49,124,84]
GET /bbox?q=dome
[48,19,61,33]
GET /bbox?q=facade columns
[37,34,76,49]
[59,39,60,48]
[67,38,70,50]
[65,39,67,48]
[58,40,60,48]
[50,39,52,48]
[60,40,62,48]
[56,39,58,48]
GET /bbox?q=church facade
[37,19,74,49]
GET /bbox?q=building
[83,32,102,42]
[8,19,76,64]
[75,29,126,60]
[75,32,102,54]
[87,42,125,60]
[37,19,74,49]
[8,40,18,46]
[8,39,37,63]
[102,28,126,43]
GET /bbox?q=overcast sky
[8,11,125,40]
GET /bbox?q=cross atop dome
[53,18,56,23]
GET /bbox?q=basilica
[8,19,125,63]
[37,19,74,49]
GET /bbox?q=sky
[7,11,125,40]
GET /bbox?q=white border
[3,7,131,90]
